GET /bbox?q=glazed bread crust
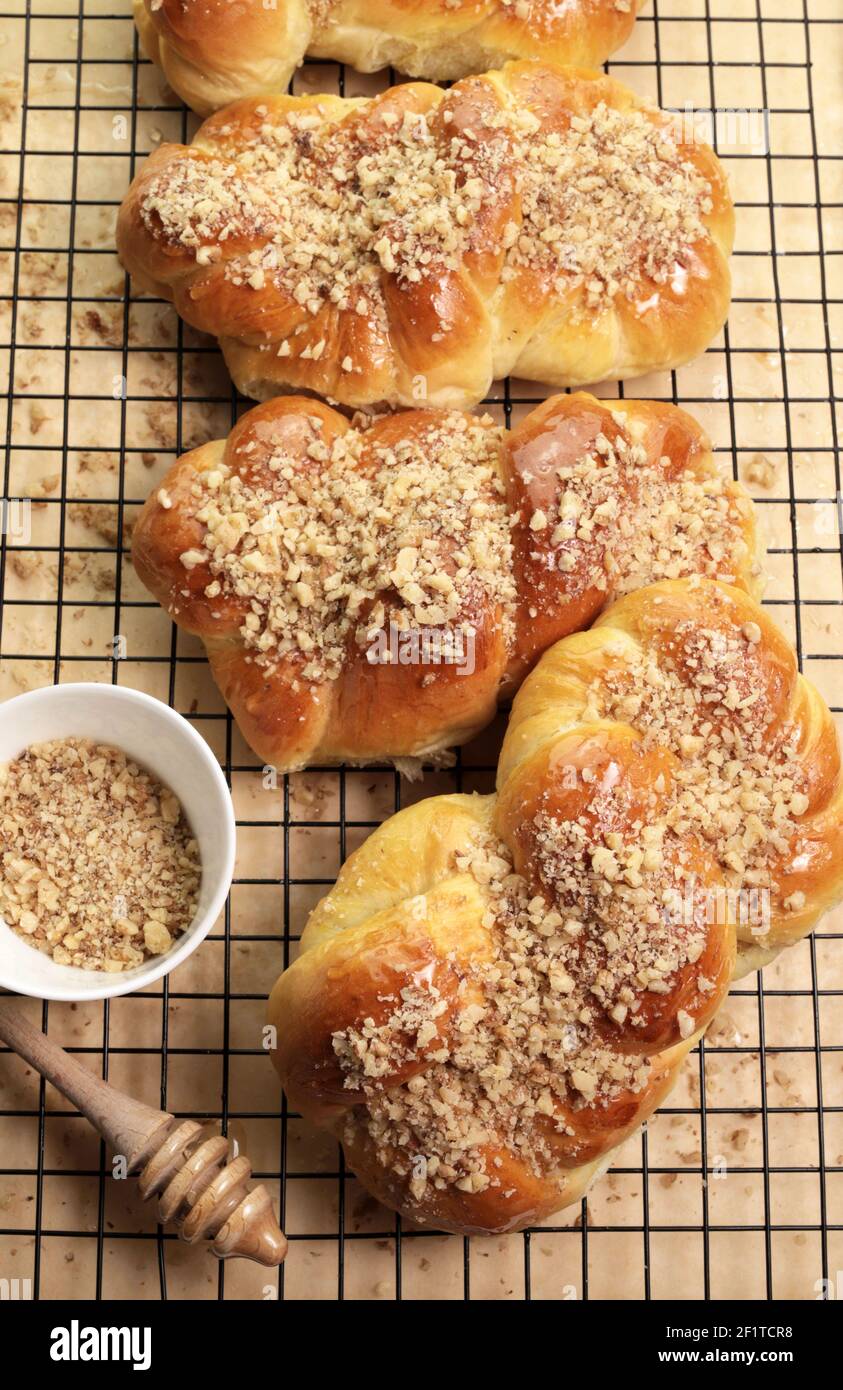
[267,578,843,1235]
[135,0,644,116]
[117,61,733,410]
[132,391,760,772]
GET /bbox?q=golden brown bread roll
[132,391,761,773]
[134,0,644,116]
[117,61,733,409]
[267,578,843,1235]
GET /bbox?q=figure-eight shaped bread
[134,0,645,116]
[132,391,760,774]
[117,61,733,409]
[268,579,843,1234]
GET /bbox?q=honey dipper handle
[0,1000,171,1167]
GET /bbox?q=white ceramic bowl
[0,684,235,1001]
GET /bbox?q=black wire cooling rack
[0,0,841,1301]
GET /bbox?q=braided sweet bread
[267,578,843,1234]
[117,61,733,410]
[134,0,644,116]
[132,391,760,774]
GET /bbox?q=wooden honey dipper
[0,1000,287,1266]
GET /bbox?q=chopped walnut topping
[139,78,712,329]
[518,427,755,602]
[0,739,200,972]
[142,99,513,334]
[178,412,752,689]
[593,607,808,910]
[333,983,450,1081]
[333,803,712,1199]
[513,101,712,312]
[185,413,515,684]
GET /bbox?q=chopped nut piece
[143,920,172,955]
[677,1010,696,1039]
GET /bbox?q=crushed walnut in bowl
[0,682,235,1001]
[0,738,201,973]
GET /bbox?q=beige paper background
[0,0,841,1301]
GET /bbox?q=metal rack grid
[0,0,841,1300]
